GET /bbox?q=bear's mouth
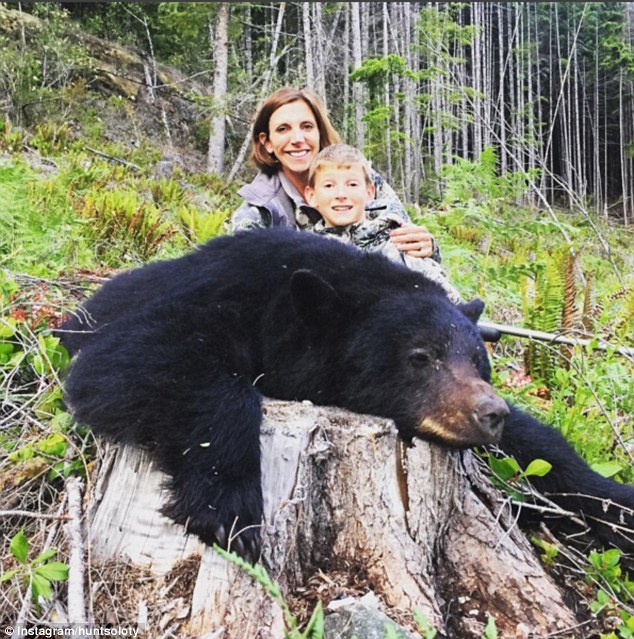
[417,415,504,447]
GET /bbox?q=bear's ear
[290,269,341,325]
[458,298,485,324]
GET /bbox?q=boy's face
[305,162,376,228]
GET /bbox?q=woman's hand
[389,224,435,259]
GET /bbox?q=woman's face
[260,100,321,179]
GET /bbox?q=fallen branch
[479,320,634,361]
[65,477,87,626]
[82,146,141,172]
[0,509,70,521]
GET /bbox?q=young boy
[304,144,461,303]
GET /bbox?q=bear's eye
[408,348,430,368]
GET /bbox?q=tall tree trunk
[313,3,326,102]
[302,3,314,90]
[351,2,365,149]
[526,4,537,206]
[506,5,517,171]
[514,5,526,176]
[619,67,629,225]
[382,2,392,184]
[534,3,545,202]
[593,15,602,216]
[342,6,351,142]
[472,3,483,158]
[403,2,417,199]
[207,3,229,175]
[497,4,506,173]
[626,3,634,223]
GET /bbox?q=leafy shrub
[177,206,229,244]
[0,162,93,276]
[74,188,175,264]
[0,530,68,606]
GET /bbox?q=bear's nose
[470,394,510,441]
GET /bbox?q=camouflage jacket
[315,214,462,304]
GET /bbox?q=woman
[232,87,437,260]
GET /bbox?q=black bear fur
[59,229,634,561]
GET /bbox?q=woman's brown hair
[251,87,342,174]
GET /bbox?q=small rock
[324,598,419,639]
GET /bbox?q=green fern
[524,255,565,384]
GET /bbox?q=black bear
[59,229,633,561]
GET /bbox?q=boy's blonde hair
[307,144,372,188]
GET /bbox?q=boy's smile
[305,162,376,228]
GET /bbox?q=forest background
[0,2,634,637]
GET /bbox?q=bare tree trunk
[515,5,525,174]
[403,2,416,199]
[526,4,537,206]
[619,68,629,225]
[313,3,326,102]
[244,3,253,79]
[207,3,229,175]
[593,16,603,217]
[506,5,518,172]
[534,3,545,199]
[625,3,634,224]
[497,3,507,173]
[88,401,583,638]
[351,2,365,149]
[472,3,483,159]
[382,2,392,184]
[302,3,314,90]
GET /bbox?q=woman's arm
[368,170,440,261]
[231,202,268,232]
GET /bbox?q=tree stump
[87,400,584,638]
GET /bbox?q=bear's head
[289,269,509,447]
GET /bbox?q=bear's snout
[469,392,509,443]
[419,368,510,446]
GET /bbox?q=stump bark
[87,400,584,638]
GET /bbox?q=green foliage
[531,537,560,569]
[0,270,81,487]
[542,351,634,484]
[350,55,408,87]
[150,177,186,208]
[413,611,438,638]
[0,118,25,152]
[31,122,71,155]
[0,4,90,127]
[75,188,175,264]
[441,146,539,208]
[349,54,409,168]
[587,549,634,638]
[416,5,477,50]
[523,254,565,385]
[487,453,552,502]
[178,206,229,245]
[0,162,94,276]
[480,614,498,639]
[0,529,69,604]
